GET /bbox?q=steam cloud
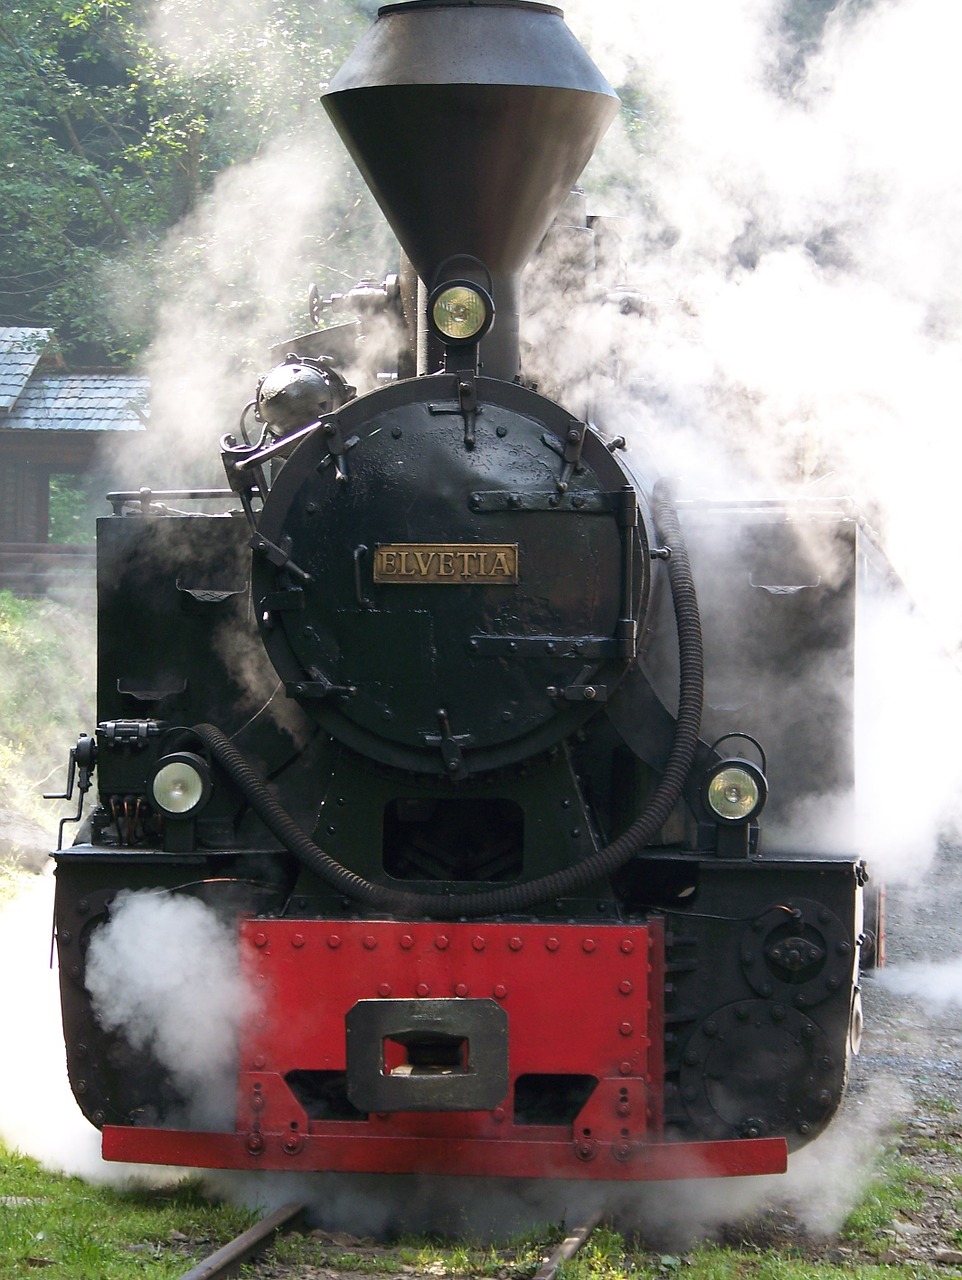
[85,890,255,1130]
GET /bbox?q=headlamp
[429,281,494,344]
[148,752,212,817]
[705,760,767,825]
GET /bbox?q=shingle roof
[2,374,149,432]
[0,328,55,412]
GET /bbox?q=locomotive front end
[51,0,866,1192]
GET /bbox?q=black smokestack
[322,0,619,380]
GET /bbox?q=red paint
[99,917,788,1181]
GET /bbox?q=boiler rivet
[619,1061,633,1076]
[328,934,341,949]
[400,935,414,949]
[292,934,304,948]
[546,937,560,951]
[417,983,430,997]
[455,983,469,997]
[253,1054,265,1069]
[435,935,450,950]
[620,939,634,954]
[509,936,523,951]
[494,984,508,999]
[254,932,267,948]
[472,936,486,951]
[619,1022,634,1036]
[582,939,596,953]
[363,935,377,950]
[378,983,392,997]
[619,980,633,994]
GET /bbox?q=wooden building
[0,327,148,593]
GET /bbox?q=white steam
[520,0,962,881]
[85,890,255,1130]
[0,874,180,1185]
[883,958,962,1009]
[0,874,103,1175]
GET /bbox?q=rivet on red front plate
[494,984,508,999]
[253,932,267,948]
[435,935,450,950]
[619,979,633,995]
[472,936,486,951]
[378,983,392,997]
[327,934,341,949]
[620,939,635,954]
[363,935,378,950]
[455,983,469,997]
[582,939,596,953]
[400,935,414,949]
[546,937,560,951]
[291,933,305,948]
[509,936,523,951]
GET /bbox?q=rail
[0,543,96,597]
[177,1201,306,1280]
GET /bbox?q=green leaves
[0,0,371,365]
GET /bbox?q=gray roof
[2,374,149,432]
[0,328,56,412]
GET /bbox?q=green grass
[840,1154,927,1249]
[0,590,94,823]
[0,1144,256,1279]
[0,1114,948,1280]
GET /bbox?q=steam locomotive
[52,0,871,1185]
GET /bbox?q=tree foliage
[0,0,372,365]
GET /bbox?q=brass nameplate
[374,543,518,584]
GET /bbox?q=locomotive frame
[51,0,868,1188]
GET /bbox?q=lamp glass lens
[707,766,759,821]
[432,286,487,340]
[151,760,204,814]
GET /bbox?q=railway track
[177,1201,305,1280]
[175,1204,603,1280]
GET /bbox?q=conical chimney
[322,0,619,380]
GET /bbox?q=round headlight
[149,752,211,817]
[429,282,494,343]
[706,762,767,824]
